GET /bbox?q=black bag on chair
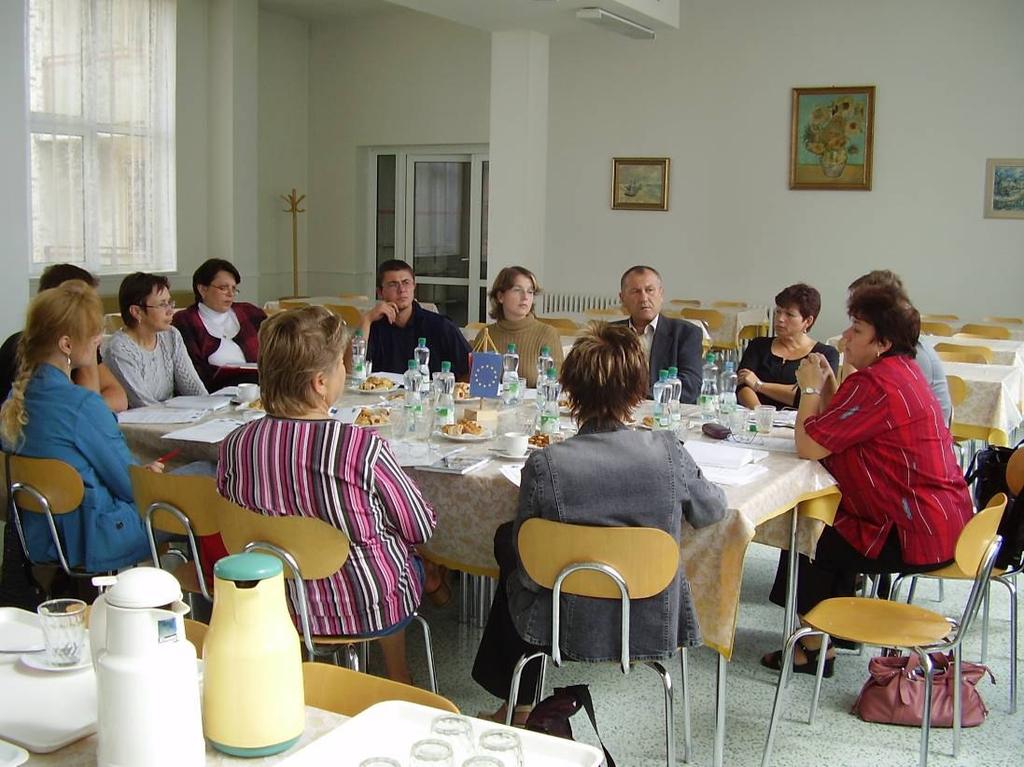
[525,685,617,767]
[964,443,1018,509]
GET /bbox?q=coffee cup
[237,383,260,403]
[497,432,529,457]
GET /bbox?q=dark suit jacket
[614,315,703,403]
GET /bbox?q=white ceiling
[259,0,400,21]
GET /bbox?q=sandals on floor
[760,639,836,678]
[476,705,533,728]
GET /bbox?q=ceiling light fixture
[576,7,655,40]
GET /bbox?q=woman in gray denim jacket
[472,322,726,721]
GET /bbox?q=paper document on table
[748,435,799,454]
[701,463,770,486]
[162,418,245,443]
[683,441,768,469]
[164,395,232,411]
[499,466,522,487]
[117,407,207,425]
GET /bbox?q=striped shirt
[217,416,436,636]
[805,355,972,566]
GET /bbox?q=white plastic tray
[0,609,97,754]
[0,608,44,653]
[277,700,604,766]
[0,739,28,767]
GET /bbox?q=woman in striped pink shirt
[217,306,436,684]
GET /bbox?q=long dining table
[120,394,838,767]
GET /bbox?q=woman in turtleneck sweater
[172,258,267,390]
[472,266,564,388]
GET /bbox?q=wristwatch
[802,386,821,396]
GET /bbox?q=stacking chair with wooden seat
[936,350,990,365]
[279,299,311,311]
[933,343,994,364]
[324,303,364,327]
[668,299,701,308]
[302,662,458,717]
[711,300,748,308]
[214,501,438,692]
[2,454,94,581]
[957,323,1011,340]
[536,316,581,333]
[984,316,1024,325]
[762,496,1008,767]
[583,307,626,320]
[506,519,691,766]
[920,321,955,337]
[921,313,959,323]
[130,466,222,604]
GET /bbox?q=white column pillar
[487,30,549,284]
[0,0,32,336]
[207,0,260,296]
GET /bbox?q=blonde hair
[561,322,648,425]
[1,280,103,446]
[488,266,541,321]
[258,306,349,418]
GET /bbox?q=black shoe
[761,641,836,678]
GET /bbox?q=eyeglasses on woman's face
[143,300,176,311]
[210,283,239,296]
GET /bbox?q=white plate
[434,427,494,442]
[0,609,44,654]
[20,643,92,673]
[352,383,401,395]
[0,738,28,767]
[489,448,532,460]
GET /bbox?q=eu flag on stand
[469,352,502,399]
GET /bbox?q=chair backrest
[184,618,209,653]
[933,342,993,363]
[130,467,222,537]
[337,293,369,302]
[464,321,486,333]
[7,455,84,515]
[302,662,458,716]
[984,316,1024,325]
[921,313,959,322]
[668,299,701,307]
[678,307,724,331]
[1007,448,1024,496]
[958,323,1011,340]
[945,375,967,409]
[738,323,768,342]
[537,316,581,333]
[936,350,989,365]
[279,299,310,311]
[583,307,626,319]
[953,495,1007,638]
[920,321,954,337]
[324,304,364,327]
[711,300,748,308]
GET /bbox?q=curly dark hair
[192,258,242,303]
[847,284,919,358]
[774,283,822,328]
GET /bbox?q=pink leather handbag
[852,652,993,728]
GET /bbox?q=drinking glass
[477,730,523,767]
[754,405,775,440]
[36,598,87,666]
[728,408,752,443]
[430,714,475,763]
[410,738,454,767]
[359,759,401,767]
[462,758,504,767]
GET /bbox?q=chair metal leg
[476,575,488,629]
[916,649,934,767]
[459,571,470,624]
[412,613,438,693]
[532,655,548,708]
[506,651,548,726]
[808,632,829,725]
[952,646,961,757]
[981,582,991,663]
[344,643,360,671]
[906,575,918,604]
[680,649,692,764]
[645,661,676,767]
[714,652,726,767]
[995,573,1017,713]
[761,627,813,767]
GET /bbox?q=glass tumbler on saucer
[754,405,775,441]
[36,598,87,666]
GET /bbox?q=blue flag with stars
[469,352,502,398]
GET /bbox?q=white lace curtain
[412,162,466,261]
[28,0,176,275]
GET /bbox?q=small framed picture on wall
[612,157,670,210]
[984,158,1024,219]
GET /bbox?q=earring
[66,354,72,371]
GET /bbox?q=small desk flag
[469,352,502,398]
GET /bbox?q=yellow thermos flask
[203,552,305,756]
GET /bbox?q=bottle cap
[418,337,427,346]
[540,346,550,355]
[354,329,363,337]
[408,359,418,370]
[706,353,716,363]
[668,366,678,376]
[441,361,451,372]
[507,343,517,353]
[659,369,669,380]
[546,367,557,379]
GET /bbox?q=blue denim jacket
[6,364,149,572]
[506,424,726,662]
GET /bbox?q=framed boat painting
[612,157,670,210]
[789,86,875,190]
[984,159,1024,219]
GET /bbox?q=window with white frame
[28,0,177,276]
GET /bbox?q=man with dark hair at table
[361,259,472,380]
[614,265,703,403]
[0,264,128,610]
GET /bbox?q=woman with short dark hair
[472,322,726,722]
[103,272,207,407]
[172,258,266,389]
[736,283,839,409]
[762,284,972,675]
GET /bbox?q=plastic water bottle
[653,369,672,429]
[351,329,367,382]
[666,366,683,425]
[432,361,455,429]
[699,354,719,422]
[403,360,423,434]
[719,361,738,415]
[501,344,521,406]
[539,368,561,435]
[536,346,554,388]
[414,337,431,394]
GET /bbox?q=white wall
[545,0,1024,338]
[307,9,491,295]
[258,10,310,299]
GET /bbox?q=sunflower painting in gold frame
[789,86,875,190]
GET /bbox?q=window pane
[29,0,83,117]
[412,161,470,279]
[479,287,488,324]
[480,160,489,280]
[97,132,150,272]
[30,133,85,266]
[417,284,468,328]
[376,154,396,267]
[93,0,152,127]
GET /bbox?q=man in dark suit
[614,265,703,403]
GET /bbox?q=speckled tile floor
[398,542,1023,767]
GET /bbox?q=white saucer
[489,448,531,460]
[20,645,91,673]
